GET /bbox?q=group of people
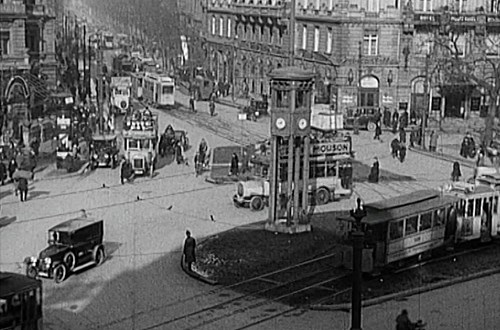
[0,143,36,202]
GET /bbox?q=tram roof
[337,190,460,225]
[49,217,102,233]
[0,272,40,298]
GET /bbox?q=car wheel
[53,264,67,283]
[367,122,377,132]
[64,252,76,271]
[250,196,264,211]
[26,265,38,279]
[315,188,330,205]
[94,246,105,266]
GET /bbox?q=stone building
[201,0,500,119]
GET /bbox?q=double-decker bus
[0,272,42,329]
[142,72,175,109]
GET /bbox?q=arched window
[359,75,379,107]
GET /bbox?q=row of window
[389,208,447,241]
[210,17,284,45]
[458,196,499,218]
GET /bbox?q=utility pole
[288,0,296,66]
[97,35,104,134]
[83,24,86,101]
[421,53,430,150]
[350,198,367,330]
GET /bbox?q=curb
[409,147,475,168]
[309,266,500,311]
[180,256,218,286]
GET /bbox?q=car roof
[0,272,40,297]
[92,134,117,141]
[49,217,102,233]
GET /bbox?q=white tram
[142,72,175,108]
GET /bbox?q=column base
[265,221,312,234]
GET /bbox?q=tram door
[480,196,493,243]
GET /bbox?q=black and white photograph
[2,0,500,329]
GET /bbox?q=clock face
[298,118,308,130]
[276,117,286,129]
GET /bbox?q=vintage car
[241,96,269,121]
[343,107,381,131]
[90,134,120,169]
[24,217,105,283]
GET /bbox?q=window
[363,33,378,56]
[405,216,418,235]
[313,27,319,52]
[367,0,379,12]
[326,28,333,53]
[475,198,482,217]
[162,85,174,94]
[315,0,320,9]
[310,162,326,178]
[486,35,500,57]
[129,139,139,150]
[219,17,224,37]
[302,25,307,50]
[389,221,404,240]
[0,31,9,56]
[450,33,465,57]
[211,17,216,35]
[494,196,499,214]
[434,209,445,227]
[227,18,231,38]
[467,199,474,217]
[328,0,333,10]
[276,90,290,108]
[416,0,432,11]
[420,212,432,231]
[303,0,308,9]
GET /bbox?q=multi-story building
[0,0,58,123]
[202,0,500,119]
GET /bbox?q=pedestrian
[392,110,399,134]
[452,161,462,182]
[368,157,379,183]
[374,122,382,141]
[189,93,196,113]
[0,161,5,185]
[399,127,407,145]
[429,130,438,152]
[383,108,392,127]
[183,230,196,271]
[229,152,239,176]
[400,111,409,130]
[477,146,485,167]
[241,149,249,174]
[391,138,400,159]
[175,140,184,165]
[209,98,215,116]
[8,158,17,183]
[395,309,417,330]
[409,129,416,148]
[399,143,407,163]
[120,160,133,184]
[18,177,28,202]
[30,137,40,157]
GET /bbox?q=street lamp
[350,197,367,330]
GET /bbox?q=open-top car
[90,134,120,169]
[24,217,105,283]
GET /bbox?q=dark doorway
[445,94,465,118]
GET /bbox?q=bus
[0,272,43,329]
[142,72,175,108]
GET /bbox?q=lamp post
[350,197,367,330]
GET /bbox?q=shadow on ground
[0,216,17,228]
[352,159,414,183]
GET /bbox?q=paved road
[0,90,479,329]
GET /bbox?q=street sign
[311,141,351,156]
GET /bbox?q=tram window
[420,212,432,231]
[276,90,290,108]
[475,198,482,216]
[434,209,445,227]
[326,163,337,177]
[296,90,308,108]
[389,221,404,240]
[129,140,139,149]
[405,216,418,235]
[311,162,326,178]
[467,200,474,217]
[494,196,499,214]
[142,140,150,149]
[458,200,466,215]
[0,298,7,315]
[163,85,174,94]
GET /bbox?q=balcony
[0,2,26,16]
[209,1,286,18]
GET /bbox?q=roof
[0,272,40,298]
[49,217,102,233]
[92,134,117,141]
[268,66,315,81]
[337,190,460,225]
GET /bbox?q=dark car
[343,107,381,131]
[90,134,119,169]
[24,217,105,283]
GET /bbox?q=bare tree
[432,13,500,146]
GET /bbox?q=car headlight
[104,154,109,159]
[93,154,98,159]
[255,111,260,116]
[44,257,51,265]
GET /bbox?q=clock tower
[266,67,315,234]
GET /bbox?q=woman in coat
[452,161,462,182]
[368,157,380,183]
[229,153,239,176]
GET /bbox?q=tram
[130,71,145,100]
[142,72,175,108]
[0,272,42,329]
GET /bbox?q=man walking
[189,93,196,113]
[18,177,28,202]
[183,230,196,271]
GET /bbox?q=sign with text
[311,141,351,157]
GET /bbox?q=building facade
[202,0,500,118]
